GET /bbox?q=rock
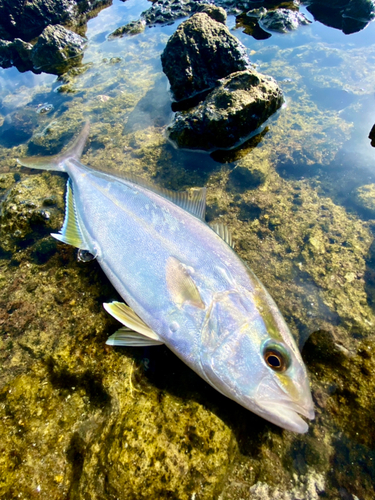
[0,0,111,42]
[161,12,250,101]
[109,19,146,38]
[305,0,375,34]
[167,70,283,150]
[259,8,312,33]
[31,24,86,75]
[369,123,375,146]
[196,4,227,23]
[0,174,65,253]
[0,38,33,72]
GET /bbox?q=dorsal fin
[51,179,89,249]
[67,158,206,220]
[210,222,234,249]
[166,256,205,309]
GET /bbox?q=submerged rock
[353,184,375,217]
[109,19,146,38]
[0,38,33,72]
[161,12,250,101]
[31,24,86,75]
[167,70,283,150]
[259,8,312,33]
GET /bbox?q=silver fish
[18,123,314,433]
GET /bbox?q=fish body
[19,124,314,433]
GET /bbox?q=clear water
[1,1,375,499]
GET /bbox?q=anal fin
[210,222,234,249]
[103,301,163,346]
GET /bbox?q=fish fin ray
[17,121,90,172]
[103,302,162,341]
[166,256,205,309]
[106,327,164,346]
[51,179,89,249]
[210,222,235,249]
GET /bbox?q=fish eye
[263,344,289,372]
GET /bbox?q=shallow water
[1,1,375,499]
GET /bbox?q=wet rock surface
[259,8,312,33]
[0,0,110,74]
[167,70,283,150]
[0,38,33,73]
[0,0,111,42]
[304,0,375,34]
[31,24,86,75]
[161,12,249,102]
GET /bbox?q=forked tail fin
[17,121,90,172]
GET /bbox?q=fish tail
[17,121,90,172]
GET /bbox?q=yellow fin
[106,327,163,346]
[103,302,162,342]
[166,256,205,309]
[51,179,89,249]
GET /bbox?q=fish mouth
[258,399,315,434]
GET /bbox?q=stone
[166,70,283,150]
[161,12,250,101]
[109,19,146,38]
[31,24,86,75]
[0,0,111,42]
[0,38,33,72]
[369,123,375,146]
[305,0,375,34]
[259,8,312,33]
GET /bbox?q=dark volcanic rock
[259,8,312,33]
[0,0,112,42]
[167,70,283,151]
[304,0,375,34]
[161,12,250,102]
[369,123,375,147]
[0,38,33,72]
[31,24,86,75]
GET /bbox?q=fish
[18,123,314,433]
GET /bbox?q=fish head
[200,277,314,433]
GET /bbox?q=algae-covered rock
[167,70,283,150]
[161,12,250,101]
[353,184,375,217]
[31,24,86,75]
[0,173,65,253]
[109,19,146,38]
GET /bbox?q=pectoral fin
[166,256,205,309]
[103,302,163,345]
